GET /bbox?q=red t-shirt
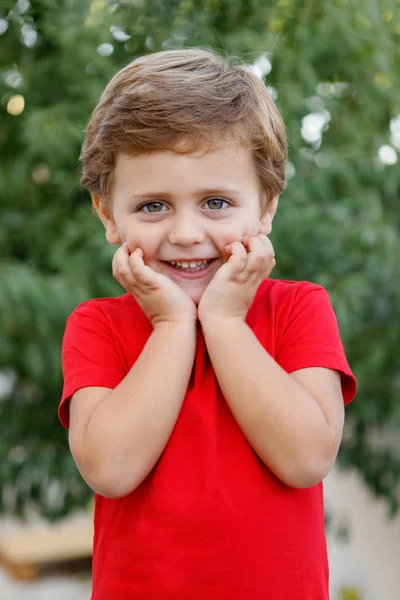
[60,279,356,600]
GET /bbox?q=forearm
[202,318,340,488]
[82,323,196,497]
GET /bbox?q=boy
[59,49,356,599]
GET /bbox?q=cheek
[125,230,159,258]
[217,221,259,252]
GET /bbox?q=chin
[189,292,203,306]
[183,287,205,306]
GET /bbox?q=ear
[259,195,279,235]
[91,194,121,245]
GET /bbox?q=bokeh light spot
[378,145,397,166]
[7,94,25,115]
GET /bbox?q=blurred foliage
[0,0,399,520]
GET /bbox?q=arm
[67,242,198,498]
[69,321,196,498]
[202,317,344,488]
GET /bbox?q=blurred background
[0,0,399,598]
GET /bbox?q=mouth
[160,258,219,278]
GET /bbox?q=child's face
[96,140,277,305]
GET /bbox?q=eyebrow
[127,188,245,201]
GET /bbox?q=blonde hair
[81,48,287,208]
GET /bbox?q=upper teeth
[168,260,210,268]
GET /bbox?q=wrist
[153,318,198,333]
[200,314,246,332]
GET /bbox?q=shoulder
[67,293,147,328]
[248,278,339,350]
[261,279,356,404]
[69,293,135,318]
[261,277,326,297]
[63,294,151,349]
[253,278,330,316]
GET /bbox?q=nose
[167,215,206,247]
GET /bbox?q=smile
[161,258,218,278]
[167,259,212,271]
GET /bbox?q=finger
[242,233,270,249]
[128,250,159,287]
[128,247,144,266]
[248,234,275,257]
[258,233,275,255]
[227,241,248,256]
[246,235,266,252]
[131,245,142,258]
[262,236,276,265]
[122,241,132,255]
[243,236,268,274]
[246,235,275,276]
[226,242,248,276]
[112,244,136,284]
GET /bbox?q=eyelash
[138,198,230,213]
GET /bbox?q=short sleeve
[275,284,356,405]
[59,301,127,429]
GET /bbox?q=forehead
[113,140,259,194]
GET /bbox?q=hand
[112,244,197,327]
[198,234,275,326]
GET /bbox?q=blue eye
[140,202,167,213]
[205,198,229,210]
